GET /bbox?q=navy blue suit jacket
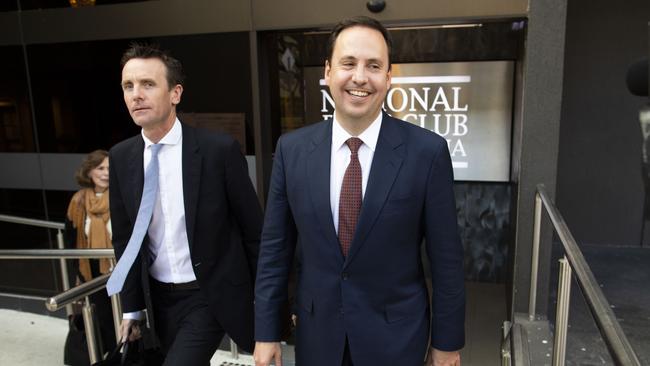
[255,114,465,366]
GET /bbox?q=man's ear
[386,66,392,89]
[171,84,183,105]
[324,60,331,85]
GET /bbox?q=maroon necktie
[339,137,363,257]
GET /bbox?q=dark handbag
[92,339,164,366]
[63,314,89,366]
[92,342,131,366]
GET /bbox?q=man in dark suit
[254,17,465,366]
[108,43,262,365]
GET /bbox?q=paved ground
[0,282,505,365]
[0,309,68,365]
[5,244,644,366]
[548,243,650,365]
[0,309,261,366]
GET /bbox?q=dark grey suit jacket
[109,122,262,352]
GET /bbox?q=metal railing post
[230,338,239,359]
[552,257,572,366]
[501,321,512,366]
[82,296,103,364]
[109,258,122,343]
[535,184,641,365]
[110,294,122,343]
[56,229,73,317]
[529,192,543,321]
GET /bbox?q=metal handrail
[0,249,115,259]
[0,214,73,317]
[0,214,121,364]
[529,184,641,366]
[0,292,49,301]
[46,270,121,364]
[46,273,110,311]
[0,214,65,230]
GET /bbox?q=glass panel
[27,32,255,154]
[261,21,523,285]
[266,21,524,145]
[18,0,152,11]
[0,188,59,296]
[0,46,35,152]
[0,2,18,11]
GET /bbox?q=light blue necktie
[107,143,162,296]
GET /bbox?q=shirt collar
[141,118,182,149]
[332,112,383,152]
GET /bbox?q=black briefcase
[92,340,164,366]
[92,341,131,366]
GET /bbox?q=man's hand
[254,341,282,366]
[119,319,142,343]
[425,347,460,366]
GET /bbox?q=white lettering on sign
[318,75,472,168]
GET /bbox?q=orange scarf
[67,188,112,282]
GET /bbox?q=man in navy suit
[254,16,465,366]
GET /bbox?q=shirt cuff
[122,310,144,321]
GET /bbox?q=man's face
[121,58,182,130]
[324,26,391,127]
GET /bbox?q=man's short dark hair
[326,16,393,70]
[120,42,185,89]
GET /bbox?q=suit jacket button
[342,272,349,280]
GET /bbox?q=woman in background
[64,149,115,365]
[67,149,112,283]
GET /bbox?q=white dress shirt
[124,118,195,321]
[142,118,196,284]
[330,112,382,234]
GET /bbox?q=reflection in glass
[0,46,35,152]
[278,35,306,134]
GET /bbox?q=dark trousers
[342,337,354,366]
[88,260,117,353]
[150,282,224,366]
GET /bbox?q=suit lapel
[181,124,202,252]
[128,137,145,221]
[306,120,342,259]
[345,114,405,267]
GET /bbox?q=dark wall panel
[557,0,650,246]
[456,183,511,283]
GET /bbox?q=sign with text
[304,61,514,182]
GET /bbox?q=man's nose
[352,65,368,84]
[131,85,144,100]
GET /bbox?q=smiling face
[121,57,182,134]
[324,25,391,131]
[89,157,109,193]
